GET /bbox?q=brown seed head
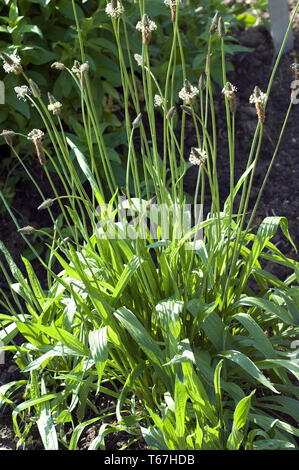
[1,129,14,146]
[166,106,176,120]
[136,14,157,45]
[218,17,226,38]
[249,86,267,123]
[222,82,237,113]
[209,11,219,35]
[29,78,41,98]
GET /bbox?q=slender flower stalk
[1,0,299,448]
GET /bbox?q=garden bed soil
[1,1,299,450]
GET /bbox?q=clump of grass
[0,0,298,451]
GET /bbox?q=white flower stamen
[14,85,30,101]
[189,148,207,167]
[222,82,237,113]
[134,54,143,67]
[179,80,199,105]
[1,52,22,74]
[105,1,124,18]
[222,82,237,98]
[27,129,46,165]
[48,101,62,115]
[164,0,177,21]
[51,62,65,70]
[249,86,267,123]
[164,0,177,6]
[154,94,163,107]
[27,129,44,141]
[249,89,267,105]
[136,14,157,45]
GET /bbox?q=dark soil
[1,1,299,450]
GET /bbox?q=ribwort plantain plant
[0,0,298,450]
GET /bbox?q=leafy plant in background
[0,0,260,132]
[0,0,263,215]
[0,0,298,451]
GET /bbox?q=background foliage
[0,0,267,214]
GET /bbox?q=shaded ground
[1,1,299,450]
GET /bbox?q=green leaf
[88,423,111,450]
[250,413,299,437]
[88,327,108,384]
[66,137,103,204]
[0,380,26,411]
[237,217,297,296]
[0,321,18,345]
[155,299,183,359]
[219,350,279,393]
[21,45,56,64]
[234,390,255,431]
[21,256,45,307]
[56,0,84,20]
[112,255,143,299]
[201,312,230,350]
[234,297,293,325]
[227,390,255,450]
[16,24,43,39]
[13,394,57,438]
[0,241,31,297]
[252,439,295,450]
[37,378,58,450]
[182,361,218,427]
[214,359,224,423]
[233,312,276,358]
[34,323,89,356]
[174,376,187,444]
[88,37,118,56]
[116,363,145,424]
[69,417,102,450]
[258,396,299,422]
[16,321,51,348]
[140,426,168,450]
[114,307,165,371]
[236,13,258,27]
[255,359,299,381]
[257,217,296,252]
[22,345,80,372]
